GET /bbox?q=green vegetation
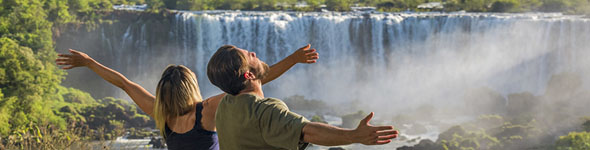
[556,131,590,150]
[399,115,547,150]
[401,72,590,150]
[0,0,155,148]
[554,117,590,150]
[1,0,589,148]
[583,118,590,132]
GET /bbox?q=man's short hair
[207,45,249,95]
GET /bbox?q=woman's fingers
[61,65,75,70]
[69,49,81,54]
[58,54,72,58]
[55,58,69,62]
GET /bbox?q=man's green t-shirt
[215,93,309,150]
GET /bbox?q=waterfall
[62,11,590,115]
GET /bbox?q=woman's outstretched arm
[56,49,156,117]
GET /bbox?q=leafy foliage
[400,115,548,150]
[491,0,520,12]
[0,0,154,146]
[81,97,153,131]
[555,132,590,150]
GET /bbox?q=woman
[55,45,318,150]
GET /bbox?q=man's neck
[238,80,264,97]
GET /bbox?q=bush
[555,132,590,150]
[325,0,350,11]
[491,0,520,12]
[540,0,571,12]
[583,118,590,132]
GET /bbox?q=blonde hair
[153,65,202,138]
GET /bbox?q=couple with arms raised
[57,44,398,150]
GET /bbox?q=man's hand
[349,112,399,145]
[56,49,93,69]
[290,44,319,64]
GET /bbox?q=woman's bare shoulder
[203,93,226,109]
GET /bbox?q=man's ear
[244,71,256,80]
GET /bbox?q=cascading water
[93,12,587,111]
[57,11,590,149]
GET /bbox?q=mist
[56,12,590,148]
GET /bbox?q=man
[207,44,399,150]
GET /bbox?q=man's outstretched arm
[261,44,318,84]
[302,112,399,146]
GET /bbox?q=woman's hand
[56,49,94,69]
[290,44,319,64]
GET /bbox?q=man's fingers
[376,130,398,136]
[307,56,319,60]
[375,139,392,145]
[299,44,311,50]
[305,52,318,56]
[373,126,394,131]
[306,60,316,63]
[377,134,398,140]
[303,48,316,53]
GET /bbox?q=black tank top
[164,103,219,150]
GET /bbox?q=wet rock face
[506,92,538,118]
[436,125,466,143]
[397,139,438,150]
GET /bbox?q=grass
[0,122,132,150]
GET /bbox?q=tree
[491,0,520,12]
[326,0,351,11]
[540,0,571,12]
[146,0,166,12]
[0,37,65,134]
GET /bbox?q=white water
[110,11,590,111]
[87,11,590,149]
